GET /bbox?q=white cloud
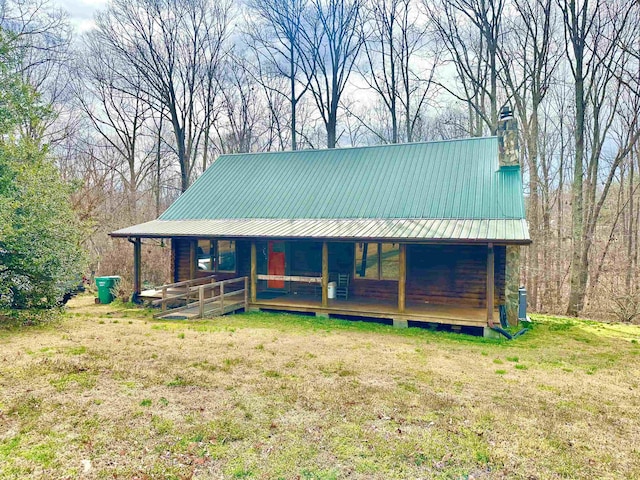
[51,0,108,32]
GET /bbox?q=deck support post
[487,242,495,327]
[170,240,177,282]
[322,242,328,307]
[398,243,406,313]
[189,239,196,280]
[220,282,225,315]
[250,241,257,303]
[133,237,141,299]
[244,277,249,310]
[199,285,204,318]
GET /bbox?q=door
[268,241,286,289]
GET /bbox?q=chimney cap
[499,105,513,120]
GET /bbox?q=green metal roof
[112,138,530,242]
[110,218,530,242]
[160,137,526,221]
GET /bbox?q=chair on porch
[336,273,349,300]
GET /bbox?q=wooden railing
[152,276,248,319]
[256,274,321,283]
[154,275,217,302]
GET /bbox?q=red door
[268,241,286,289]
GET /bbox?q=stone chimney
[497,105,519,168]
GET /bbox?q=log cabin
[110,111,530,334]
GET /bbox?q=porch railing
[152,276,248,319]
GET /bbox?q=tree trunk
[566,51,586,317]
[527,111,540,311]
[626,158,634,293]
[327,118,337,149]
[155,115,163,217]
[290,47,297,151]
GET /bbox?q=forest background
[2,0,639,321]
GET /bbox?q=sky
[52,0,107,34]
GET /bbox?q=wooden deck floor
[251,293,492,327]
[139,287,187,300]
[157,300,245,320]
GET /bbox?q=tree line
[1,0,639,320]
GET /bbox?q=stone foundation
[505,245,520,325]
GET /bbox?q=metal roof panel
[159,138,526,222]
[111,218,530,243]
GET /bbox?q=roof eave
[109,231,531,245]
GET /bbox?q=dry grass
[1,296,640,479]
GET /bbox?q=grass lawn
[1,296,640,479]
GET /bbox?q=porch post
[189,239,196,279]
[486,242,495,327]
[322,241,328,307]
[398,243,406,313]
[133,237,141,297]
[250,241,257,303]
[171,239,178,282]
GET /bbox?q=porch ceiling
[110,217,531,243]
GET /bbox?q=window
[380,243,399,279]
[197,240,213,271]
[197,240,236,273]
[217,240,236,272]
[355,243,378,279]
[354,243,399,280]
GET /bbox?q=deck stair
[144,276,248,320]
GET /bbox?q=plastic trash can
[518,286,527,321]
[95,276,121,304]
[328,281,337,299]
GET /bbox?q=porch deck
[251,293,492,328]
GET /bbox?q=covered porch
[128,236,515,329]
[243,239,508,329]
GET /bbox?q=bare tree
[559,0,639,316]
[360,0,439,143]
[246,0,310,150]
[0,0,74,143]
[426,0,505,136]
[298,0,365,148]
[215,55,263,154]
[93,0,231,192]
[497,0,561,310]
[73,40,157,216]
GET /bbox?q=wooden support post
[250,242,257,303]
[220,282,225,315]
[133,238,142,297]
[161,287,167,312]
[189,239,196,280]
[487,242,495,327]
[322,241,328,307]
[199,285,204,318]
[398,243,406,313]
[171,240,178,283]
[244,277,249,310]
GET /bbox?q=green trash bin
[95,276,121,304]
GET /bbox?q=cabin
[110,112,529,334]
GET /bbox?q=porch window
[197,240,214,271]
[380,243,399,279]
[355,243,399,280]
[197,240,236,273]
[217,240,236,272]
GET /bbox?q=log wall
[173,238,192,282]
[406,244,505,307]
[173,238,250,282]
